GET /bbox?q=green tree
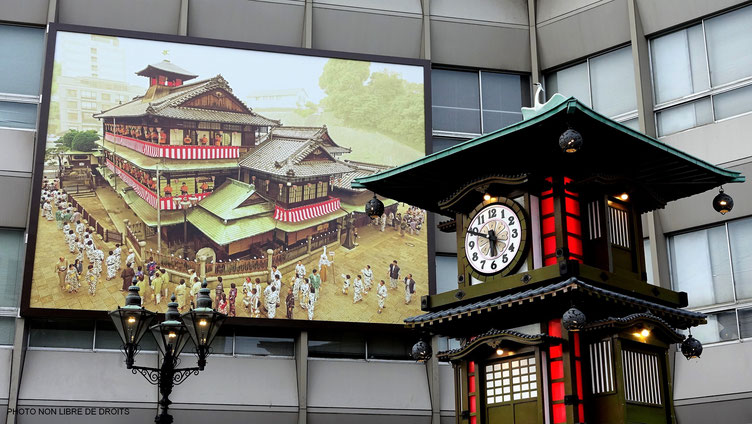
[71,130,100,152]
[60,129,80,149]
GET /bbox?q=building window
[545,46,637,123]
[65,100,78,109]
[81,101,97,110]
[0,24,45,97]
[0,229,24,309]
[80,90,96,100]
[289,185,302,203]
[651,5,752,136]
[28,319,95,349]
[0,317,15,345]
[668,216,752,344]
[432,69,529,136]
[309,332,366,359]
[484,356,537,405]
[317,181,328,198]
[235,334,294,356]
[303,183,315,201]
[101,93,110,101]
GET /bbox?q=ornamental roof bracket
[437,329,563,363]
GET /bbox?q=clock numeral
[480,260,486,269]
[472,252,478,262]
[508,216,515,225]
[500,209,505,219]
[512,229,518,238]
[489,209,497,219]
[490,260,497,270]
[468,240,475,250]
[508,243,515,252]
[471,227,478,234]
[478,214,485,225]
[502,254,508,264]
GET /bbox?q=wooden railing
[69,196,122,243]
[207,257,267,276]
[105,132,240,159]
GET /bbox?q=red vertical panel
[549,319,562,338]
[544,236,557,255]
[470,416,477,424]
[566,216,581,235]
[573,333,581,357]
[552,382,565,401]
[469,396,476,413]
[543,217,556,234]
[576,361,584,400]
[568,235,583,256]
[544,257,558,266]
[550,361,564,379]
[469,361,475,373]
[549,344,562,359]
[565,196,580,216]
[541,197,554,215]
[578,404,585,422]
[469,375,476,393]
[553,404,567,424]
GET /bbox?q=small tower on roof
[136,60,198,88]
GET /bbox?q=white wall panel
[659,113,752,167]
[637,0,748,35]
[432,0,528,25]
[674,341,752,400]
[313,0,421,14]
[536,0,603,24]
[189,0,305,47]
[0,176,31,228]
[0,0,49,26]
[312,6,422,58]
[0,129,35,174]
[0,348,11,402]
[438,363,455,412]
[430,20,530,71]
[308,360,430,411]
[58,0,181,35]
[537,0,630,70]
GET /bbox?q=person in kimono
[377,280,388,314]
[228,283,237,317]
[309,269,321,303]
[388,260,400,290]
[125,249,136,270]
[272,274,282,302]
[64,230,76,253]
[113,244,122,271]
[106,250,118,280]
[55,207,64,229]
[353,275,364,304]
[252,277,263,299]
[217,293,228,315]
[341,274,351,295]
[190,277,203,308]
[307,286,316,320]
[62,221,71,235]
[43,201,53,221]
[175,279,187,311]
[55,257,69,290]
[160,268,171,299]
[121,262,135,291]
[242,277,252,309]
[215,277,224,309]
[85,240,96,263]
[404,274,416,305]
[65,264,79,293]
[152,270,163,305]
[271,265,282,283]
[380,214,386,232]
[86,264,98,295]
[135,275,147,305]
[75,239,85,267]
[286,286,295,319]
[361,265,373,294]
[75,220,85,240]
[266,285,279,318]
[299,278,310,309]
[292,275,302,303]
[318,246,332,282]
[295,260,306,279]
[93,249,104,277]
[249,287,261,318]
[73,259,83,276]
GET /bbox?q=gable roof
[94,75,280,127]
[353,97,744,214]
[197,178,274,221]
[135,60,198,80]
[239,134,354,178]
[260,126,352,156]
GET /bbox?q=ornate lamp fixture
[182,282,227,370]
[411,339,433,362]
[108,285,155,368]
[712,187,734,215]
[562,306,586,332]
[365,194,385,219]
[559,128,583,154]
[680,334,703,360]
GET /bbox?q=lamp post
[174,196,198,257]
[109,282,225,424]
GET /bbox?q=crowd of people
[374,206,426,237]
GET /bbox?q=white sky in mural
[54,31,424,105]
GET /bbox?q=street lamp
[109,283,226,424]
[174,196,199,257]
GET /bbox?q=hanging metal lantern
[559,128,583,153]
[365,195,385,219]
[712,188,734,215]
[562,307,586,331]
[411,340,432,362]
[680,335,703,360]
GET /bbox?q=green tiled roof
[187,207,276,245]
[197,179,272,220]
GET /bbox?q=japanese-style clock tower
[353,94,744,424]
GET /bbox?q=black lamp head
[562,306,586,332]
[559,128,583,154]
[411,340,433,362]
[365,195,385,219]
[680,334,703,360]
[712,188,734,215]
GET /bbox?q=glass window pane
[669,226,733,308]
[184,326,233,355]
[0,317,15,345]
[309,331,365,359]
[0,101,38,129]
[0,229,25,308]
[28,319,94,349]
[367,334,413,360]
[590,47,637,117]
[713,84,752,121]
[728,217,752,301]
[692,310,738,343]
[431,69,480,134]
[739,308,752,339]
[235,335,294,356]
[436,255,458,294]
[705,5,752,86]
[656,97,713,136]
[480,72,526,133]
[0,24,45,96]
[545,62,590,107]
[95,320,157,351]
[432,137,465,154]
[620,118,640,131]
[643,238,654,285]
[651,25,709,104]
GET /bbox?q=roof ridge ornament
[521,86,568,120]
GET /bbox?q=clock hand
[467,229,490,239]
[488,230,497,257]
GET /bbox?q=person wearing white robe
[75,221,85,240]
[380,214,386,232]
[113,244,122,270]
[106,251,118,280]
[361,265,373,293]
[242,280,252,309]
[93,249,104,277]
[272,273,282,294]
[377,280,388,313]
[295,261,306,279]
[299,278,310,309]
[249,288,261,317]
[43,201,53,221]
[318,245,332,282]
[353,276,364,304]
[292,276,302,302]
[341,274,351,295]
[307,286,316,320]
[86,265,98,295]
[65,230,77,253]
[266,286,279,318]
[404,274,416,305]
[270,265,282,284]
[126,250,136,270]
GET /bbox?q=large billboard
[22,25,432,327]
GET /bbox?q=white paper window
[485,356,537,406]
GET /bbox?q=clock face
[464,202,525,275]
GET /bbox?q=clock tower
[353,94,744,424]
